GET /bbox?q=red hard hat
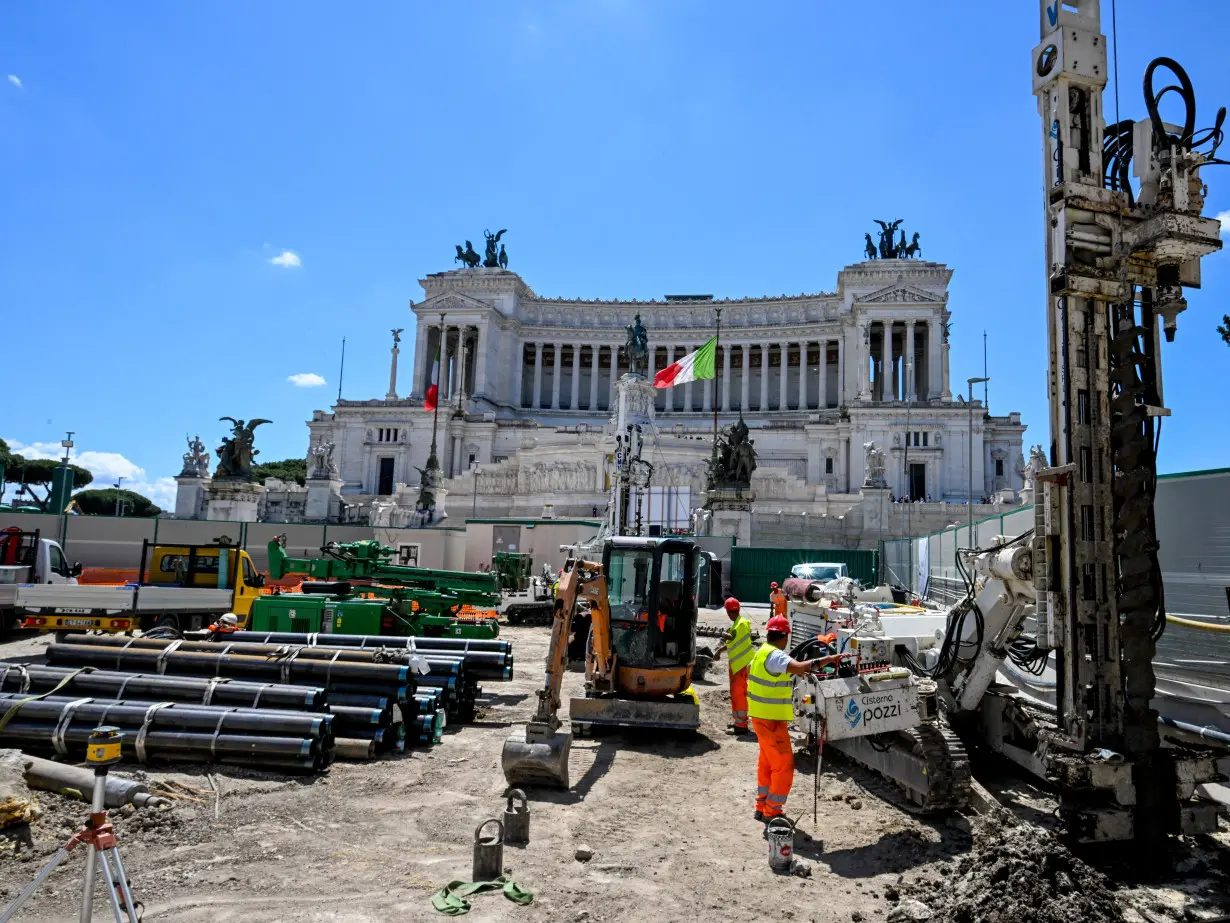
[724,597,741,613]
[767,615,790,633]
[770,581,779,589]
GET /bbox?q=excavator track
[829,720,971,813]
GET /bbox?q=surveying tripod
[1,726,143,923]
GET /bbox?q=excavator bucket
[568,695,700,731]
[501,727,572,789]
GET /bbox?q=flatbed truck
[11,536,264,636]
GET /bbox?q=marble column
[532,342,544,409]
[472,325,487,398]
[512,336,524,408]
[455,330,469,409]
[721,345,732,411]
[818,340,828,410]
[777,343,788,410]
[838,337,846,406]
[855,322,870,401]
[798,340,809,410]
[550,342,562,410]
[589,344,600,410]
[928,317,941,400]
[702,349,712,412]
[905,321,917,400]
[647,343,656,385]
[880,320,894,401]
[608,346,618,410]
[759,343,770,411]
[568,344,580,409]
[740,345,750,411]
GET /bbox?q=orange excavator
[502,536,704,788]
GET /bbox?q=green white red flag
[424,347,441,410]
[653,336,716,389]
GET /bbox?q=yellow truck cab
[19,540,265,636]
[143,543,264,625]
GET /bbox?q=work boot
[753,810,765,821]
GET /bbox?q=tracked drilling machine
[790,1,1225,843]
[1028,0,1223,844]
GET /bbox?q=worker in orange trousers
[769,581,788,620]
[748,615,840,820]
[715,597,754,735]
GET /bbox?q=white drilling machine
[794,0,1226,847]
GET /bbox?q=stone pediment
[854,282,943,304]
[415,291,491,314]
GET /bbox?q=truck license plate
[63,618,97,627]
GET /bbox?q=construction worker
[207,613,239,637]
[769,581,788,620]
[714,597,754,735]
[748,614,841,821]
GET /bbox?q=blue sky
[3,1,1228,508]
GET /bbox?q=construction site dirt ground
[2,607,1227,923]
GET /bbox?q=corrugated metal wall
[730,547,878,603]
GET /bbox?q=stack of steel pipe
[407,711,444,746]
[228,631,512,723]
[44,641,414,709]
[0,692,333,772]
[227,631,515,681]
[0,663,325,712]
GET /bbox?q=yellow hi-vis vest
[726,615,755,674]
[747,642,794,722]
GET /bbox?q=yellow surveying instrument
[1,726,144,923]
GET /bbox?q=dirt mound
[903,819,1123,923]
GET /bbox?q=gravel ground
[1,610,1227,923]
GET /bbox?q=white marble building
[304,257,1026,525]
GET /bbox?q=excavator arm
[502,556,604,789]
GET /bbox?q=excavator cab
[603,538,697,673]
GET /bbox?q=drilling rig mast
[1030,0,1224,843]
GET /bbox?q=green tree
[0,439,94,511]
[71,488,162,517]
[1218,314,1230,347]
[251,457,308,486]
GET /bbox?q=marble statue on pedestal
[862,441,887,488]
[214,417,271,481]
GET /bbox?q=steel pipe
[0,663,324,711]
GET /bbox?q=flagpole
[428,312,445,473]
[712,307,722,455]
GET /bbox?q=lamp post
[966,377,989,537]
[471,461,480,518]
[113,477,126,517]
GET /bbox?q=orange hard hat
[767,615,790,633]
[724,597,741,613]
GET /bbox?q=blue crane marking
[1046,2,1059,28]
[843,697,862,729]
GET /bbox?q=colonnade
[515,338,849,413]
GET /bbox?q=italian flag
[424,346,441,411]
[653,336,716,389]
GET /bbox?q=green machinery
[492,552,533,593]
[248,538,502,639]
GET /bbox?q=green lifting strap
[430,875,533,916]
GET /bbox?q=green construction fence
[729,547,879,604]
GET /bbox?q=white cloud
[268,250,301,268]
[287,372,326,387]
[1217,210,1230,236]
[4,439,175,510]
[6,75,21,89]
